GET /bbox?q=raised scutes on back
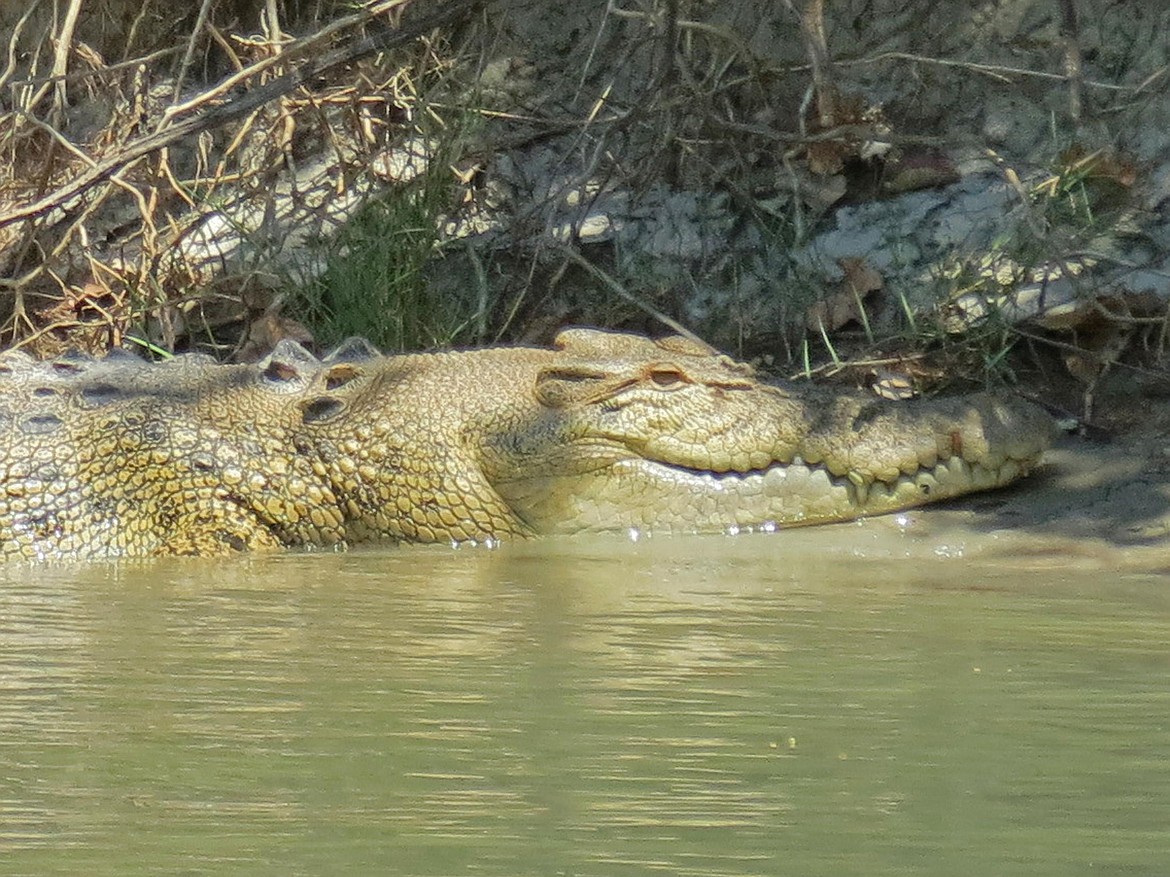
[0,348,133,420]
[323,337,380,364]
[298,361,380,426]
[253,337,385,427]
[59,346,190,406]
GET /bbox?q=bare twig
[264,0,286,47]
[0,0,486,231]
[554,244,704,344]
[8,46,183,90]
[171,0,216,107]
[48,0,85,117]
[837,50,1131,92]
[163,0,413,123]
[0,3,41,94]
[1058,0,1083,125]
[798,0,835,128]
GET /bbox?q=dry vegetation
[0,0,484,356]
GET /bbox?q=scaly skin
[0,329,1053,560]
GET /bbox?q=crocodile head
[483,330,1054,535]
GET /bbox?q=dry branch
[0,0,485,231]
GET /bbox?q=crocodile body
[0,329,1053,561]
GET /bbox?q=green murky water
[1,523,1168,876]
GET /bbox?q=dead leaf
[803,86,890,176]
[806,140,850,177]
[237,310,315,362]
[806,257,884,332]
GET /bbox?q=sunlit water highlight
[1,520,1168,876]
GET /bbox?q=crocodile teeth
[847,470,870,507]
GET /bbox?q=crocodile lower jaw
[508,454,1032,535]
[667,453,1029,519]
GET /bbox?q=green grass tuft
[290,174,465,352]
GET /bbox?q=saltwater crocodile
[0,328,1053,561]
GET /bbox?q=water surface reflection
[1,528,1168,876]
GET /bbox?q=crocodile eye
[648,366,687,388]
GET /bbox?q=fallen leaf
[806,257,884,332]
[237,310,315,362]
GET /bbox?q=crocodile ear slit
[262,360,300,383]
[645,364,689,388]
